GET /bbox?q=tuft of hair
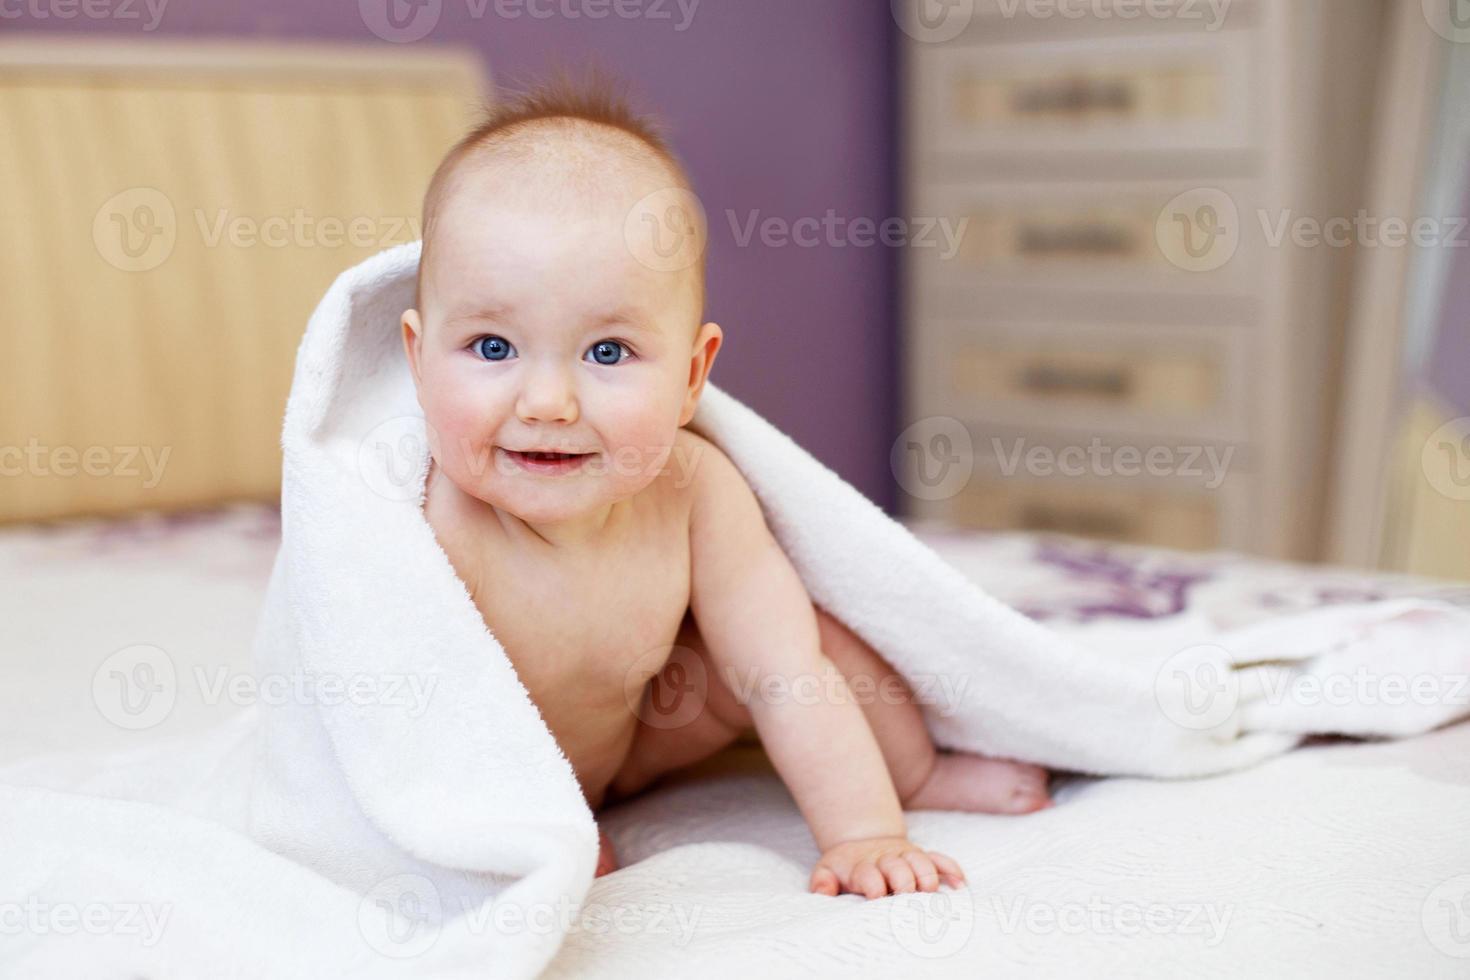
[415,64,702,315]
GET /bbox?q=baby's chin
[442,460,646,520]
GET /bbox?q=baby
[401,75,1052,900]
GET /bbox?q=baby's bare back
[424,452,696,810]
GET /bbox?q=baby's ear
[401,309,425,386]
[679,321,723,426]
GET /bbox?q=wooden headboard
[0,36,486,523]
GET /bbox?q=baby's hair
[416,64,704,316]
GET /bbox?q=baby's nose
[515,365,579,424]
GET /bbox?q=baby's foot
[984,760,1053,814]
[595,828,620,877]
[905,752,1054,815]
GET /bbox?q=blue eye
[586,340,631,366]
[474,336,514,361]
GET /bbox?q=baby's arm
[687,440,963,898]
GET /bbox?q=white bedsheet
[2,507,1467,977]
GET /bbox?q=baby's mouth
[520,451,581,462]
[500,447,595,474]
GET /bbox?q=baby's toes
[595,829,619,877]
[1004,764,1053,814]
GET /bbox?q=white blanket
[3,241,1468,978]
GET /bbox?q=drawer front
[912,179,1259,294]
[894,422,1252,551]
[913,30,1257,156]
[951,478,1223,550]
[921,319,1250,442]
[956,346,1215,410]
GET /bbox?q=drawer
[951,478,1223,550]
[921,319,1250,442]
[893,423,1253,551]
[912,29,1257,156]
[910,179,1260,295]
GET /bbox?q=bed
[2,505,1467,977]
[3,32,1467,980]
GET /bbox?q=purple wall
[10,0,900,509]
[1426,174,1470,416]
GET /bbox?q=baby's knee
[814,606,910,694]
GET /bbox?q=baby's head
[402,72,721,529]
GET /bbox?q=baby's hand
[809,836,965,899]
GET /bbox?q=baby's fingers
[928,850,967,887]
[853,860,887,899]
[878,855,917,894]
[903,850,941,892]
[809,864,840,896]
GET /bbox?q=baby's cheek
[602,419,684,484]
[420,386,493,467]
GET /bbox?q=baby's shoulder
[669,428,767,539]
[670,428,744,499]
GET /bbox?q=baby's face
[403,171,715,526]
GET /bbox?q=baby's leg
[608,605,1051,816]
[603,610,756,806]
[813,607,1051,815]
